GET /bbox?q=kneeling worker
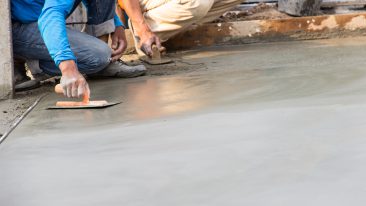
[119,0,244,56]
[11,0,146,97]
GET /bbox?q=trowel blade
[140,56,173,65]
[47,101,121,110]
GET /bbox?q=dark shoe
[91,60,146,78]
[32,72,51,82]
[14,59,29,83]
[15,80,40,92]
[14,59,40,92]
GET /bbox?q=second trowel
[140,45,173,65]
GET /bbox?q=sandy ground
[0,86,53,137]
[2,37,366,205]
[215,3,291,22]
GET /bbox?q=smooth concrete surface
[2,37,366,205]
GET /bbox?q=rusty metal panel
[166,12,366,50]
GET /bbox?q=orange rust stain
[334,14,366,27]
[344,15,366,30]
[308,16,338,31]
[260,16,329,33]
[167,13,366,50]
[261,16,327,34]
[260,13,366,33]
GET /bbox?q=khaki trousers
[138,0,244,41]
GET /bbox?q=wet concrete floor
[2,37,366,205]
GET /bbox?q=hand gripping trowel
[140,45,173,65]
[127,19,173,65]
[47,84,120,109]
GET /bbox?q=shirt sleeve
[38,0,76,67]
[114,13,124,28]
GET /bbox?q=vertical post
[278,0,323,16]
[0,0,14,99]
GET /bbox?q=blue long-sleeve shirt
[11,0,123,66]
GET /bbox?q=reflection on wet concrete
[2,37,366,205]
[123,78,209,120]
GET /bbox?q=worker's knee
[67,29,112,74]
[182,0,214,20]
[90,43,111,68]
[88,44,111,71]
[78,40,111,74]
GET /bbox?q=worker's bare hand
[139,31,166,57]
[111,26,128,62]
[59,60,90,98]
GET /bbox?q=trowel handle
[152,44,158,50]
[55,84,63,94]
[54,84,90,103]
[151,44,161,60]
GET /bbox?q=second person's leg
[140,0,215,41]
[197,0,244,24]
[138,0,243,41]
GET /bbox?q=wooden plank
[166,12,366,50]
[0,0,14,99]
[322,0,366,7]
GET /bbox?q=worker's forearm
[59,60,78,75]
[38,1,77,67]
[121,0,151,36]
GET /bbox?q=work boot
[91,59,146,78]
[32,72,52,83]
[14,59,40,92]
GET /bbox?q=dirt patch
[122,53,207,76]
[214,3,291,22]
[0,85,54,137]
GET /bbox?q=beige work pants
[139,0,244,41]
